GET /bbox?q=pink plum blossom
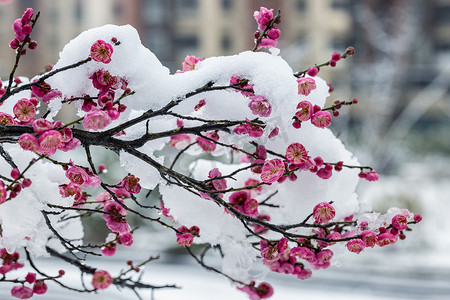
[254,7,274,31]
[89,70,118,91]
[346,239,366,254]
[261,159,285,183]
[364,170,379,182]
[376,233,397,247]
[13,98,35,124]
[176,232,194,246]
[38,130,62,156]
[312,249,333,269]
[32,118,53,134]
[285,142,308,165]
[392,214,408,231]
[258,38,277,49]
[297,77,316,96]
[0,181,6,204]
[119,232,133,247]
[42,89,62,103]
[101,243,117,256]
[169,134,191,149]
[311,111,332,128]
[90,40,113,63]
[103,201,131,234]
[312,202,335,223]
[361,230,377,248]
[11,286,33,299]
[180,55,203,72]
[83,108,111,130]
[248,95,272,117]
[307,67,319,77]
[0,112,15,125]
[25,273,36,284]
[33,280,47,295]
[297,268,312,280]
[295,101,313,121]
[196,131,219,152]
[91,270,113,289]
[118,174,141,194]
[18,133,39,152]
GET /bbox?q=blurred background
[1,0,450,299]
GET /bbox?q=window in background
[296,0,306,12]
[175,0,198,17]
[144,0,169,25]
[222,0,233,11]
[174,35,199,56]
[221,34,232,52]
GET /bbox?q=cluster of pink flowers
[103,200,131,234]
[253,7,281,49]
[196,131,219,152]
[358,170,380,182]
[0,97,37,126]
[199,168,227,200]
[176,225,200,247]
[0,248,24,275]
[237,282,273,300]
[10,271,50,299]
[293,100,332,129]
[230,76,272,118]
[228,190,259,217]
[82,67,129,131]
[10,8,37,54]
[18,119,80,156]
[233,119,264,138]
[31,80,62,104]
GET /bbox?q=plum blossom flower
[90,40,113,63]
[169,134,191,149]
[376,232,396,247]
[248,95,272,117]
[18,133,39,152]
[295,101,313,121]
[11,286,33,299]
[307,67,319,77]
[0,181,7,205]
[13,98,36,124]
[118,174,141,194]
[25,273,36,284]
[346,239,366,254]
[42,89,62,104]
[285,142,308,165]
[103,201,130,234]
[312,202,335,223]
[237,282,274,300]
[32,280,47,295]
[91,270,113,289]
[196,131,219,152]
[179,55,203,72]
[119,232,133,247]
[38,130,62,156]
[392,214,408,231]
[311,111,332,128]
[254,7,274,31]
[261,159,285,183]
[312,249,333,269]
[361,230,377,248]
[297,77,316,96]
[258,38,277,49]
[83,108,111,130]
[89,70,118,91]
[0,112,15,125]
[176,232,194,246]
[101,243,117,256]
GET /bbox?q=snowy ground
[2,248,450,300]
